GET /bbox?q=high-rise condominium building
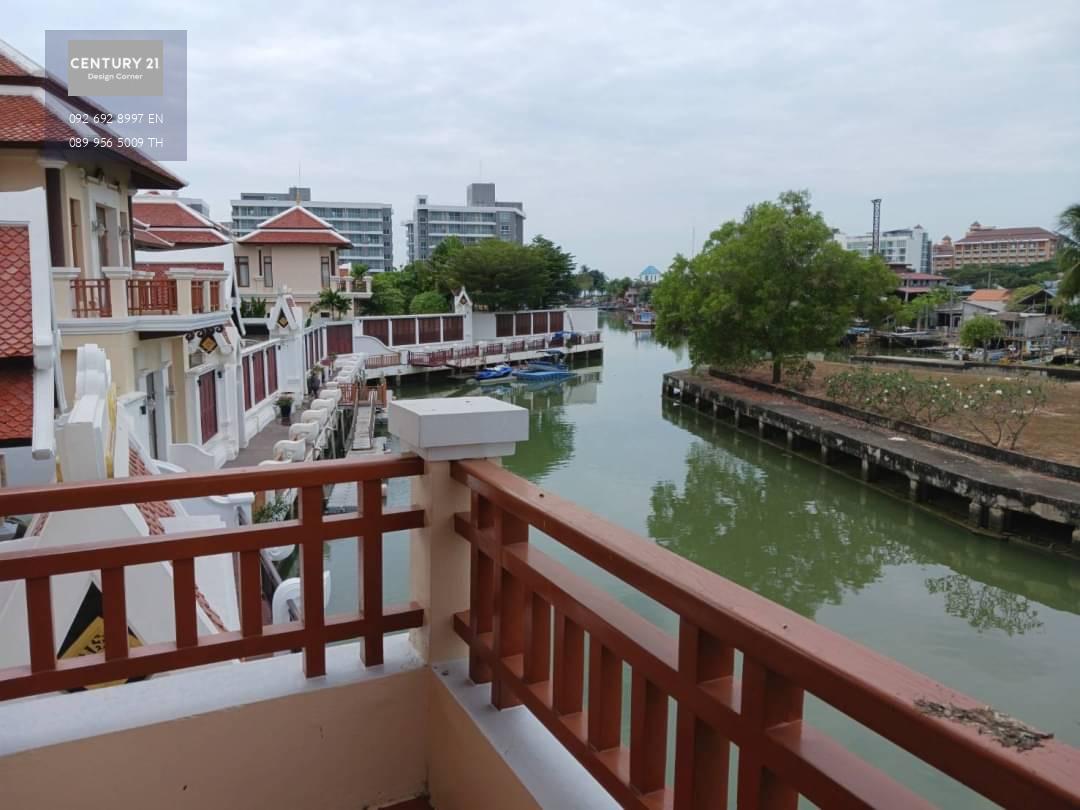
[403,183,525,263]
[231,187,393,271]
[834,226,932,274]
[932,222,1060,273]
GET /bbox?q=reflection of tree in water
[502,386,576,480]
[647,437,917,618]
[925,574,1043,635]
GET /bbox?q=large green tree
[529,235,578,304]
[654,190,897,382]
[959,315,1004,350]
[440,239,549,310]
[367,273,408,315]
[1057,203,1080,299]
[409,290,449,314]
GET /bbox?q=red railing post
[360,478,384,666]
[299,484,326,677]
[491,507,526,709]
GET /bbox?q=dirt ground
[736,360,1080,465]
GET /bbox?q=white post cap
[389,397,528,461]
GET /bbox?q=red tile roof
[967,289,1011,302]
[0,224,34,359]
[261,207,332,230]
[240,230,350,246]
[0,95,79,142]
[127,446,176,535]
[0,364,34,441]
[133,200,207,229]
[145,228,230,246]
[238,205,350,246]
[133,228,175,248]
[0,52,32,77]
[957,227,1057,244]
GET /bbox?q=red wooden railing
[0,455,425,700]
[450,459,1080,810]
[408,349,452,367]
[127,279,178,315]
[70,278,111,318]
[363,352,401,369]
[580,331,602,345]
[482,342,504,356]
[525,337,547,351]
[453,345,480,361]
[191,282,205,314]
[506,339,526,354]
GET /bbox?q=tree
[430,236,464,276]
[409,290,449,314]
[959,315,1004,350]
[367,273,408,315]
[315,288,350,319]
[529,235,578,304]
[1056,203,1080,299]
[441,239,549,310]
[653,190,898,382]
[350,262,369,282]
[895,288,949,328]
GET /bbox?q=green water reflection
[331,315,1080,807]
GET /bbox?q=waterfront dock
[665,369,1080,548]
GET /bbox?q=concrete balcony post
[50,267,80,319]
[389,397,529,664]
[168,269,197,315]
[101,266,132,317]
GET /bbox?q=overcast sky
[13,1,1080,272]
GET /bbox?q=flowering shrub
[781,358,815,391]
[957,378,1049,449]
[824,368,1048,447]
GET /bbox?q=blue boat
[523,349,569,373]
[474,363,512,384]
[512,368,575,382]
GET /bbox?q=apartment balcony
[1,398,1079,809]
[53,267,232,333]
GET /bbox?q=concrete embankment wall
[663,371,1080,549]
[707,369,1080,483]
[851,354,1080,383]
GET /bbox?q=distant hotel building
[231,188,393,271]
[932,222,1060,272]
[403,183,525,263]
[834,226,931,274]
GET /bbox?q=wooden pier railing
[449,458,1080,810]
[0,455,424,701]
[362,352,401,369]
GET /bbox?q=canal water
[329,315,1080,807]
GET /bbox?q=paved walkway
[225,418,293,469]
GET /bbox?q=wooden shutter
[442,316,463,342]
[515,313,531,335]
[392,318,416,346]
[363,319,390,344]
[533,312,549,334]
[267,348,278,393]
[496,314,514,337]
[242,355,252,410]
[418,317,441,344]
[253,351,266,403]
[550,311,564,331]
[199,371,218,443]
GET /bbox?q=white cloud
[11,0,1080,270]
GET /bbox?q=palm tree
[315,288,350,320]
[1057,203,1080,299]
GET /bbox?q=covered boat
[474,363,513,384]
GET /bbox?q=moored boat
[474,363,513,384]
[630,308,656,329]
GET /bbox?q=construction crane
[871,198,882,256]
